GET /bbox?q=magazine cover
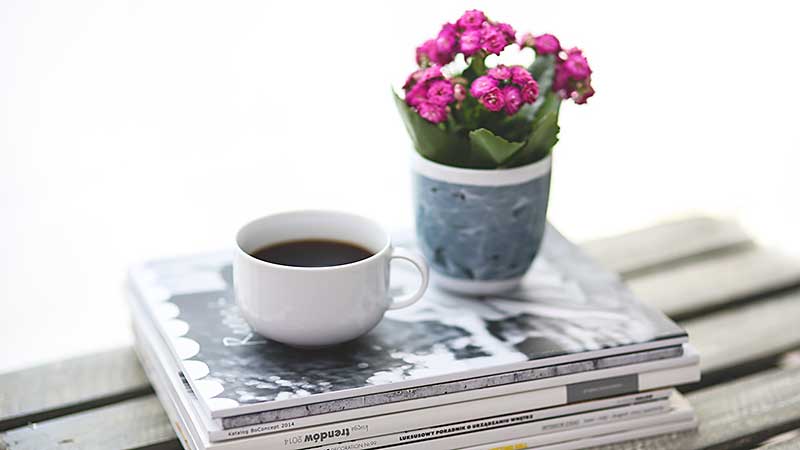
[131,294,697,443]
[128,225,686,423]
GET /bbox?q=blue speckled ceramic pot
[412,152,551,295]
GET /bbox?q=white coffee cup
[234,210,430,348]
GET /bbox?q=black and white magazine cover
[127,225,686,423]
[131,285,698,442]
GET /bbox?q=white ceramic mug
[234,210,430,348]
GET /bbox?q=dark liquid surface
[250,239,374,267]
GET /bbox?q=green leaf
[533,90,561,121]
[393,91,469,167]
[468,128,526,167]
[526,55,557,120]
[501,110,560,168]
[529,54,555,80]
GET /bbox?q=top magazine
[127,225,686,422]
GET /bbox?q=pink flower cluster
[403,10,595,123]
[519,33,595,104]
[470,65,539,115]
[553,48,595,104]
[403,66,457,123]
[416,10,516,67]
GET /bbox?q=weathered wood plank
[682,290,800,388]
[5,366,800,450]
[629,248,800,320]
[757,430,800,449]
[0,347,151,431]
[590,366,800,450]
[581,216,752,277]
[0,396,177,450]
[57,268,783,448]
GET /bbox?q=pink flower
[481,24,509,55]
[510,66,533,85]
[479,87,505,112]
[436,23,457,52]
[495,22,516,42]
[432,23,458,65]
[405,82,429,107]
[470,75,498,98]
[453,83,467,101]
[403,70,420,90]
[520,80,539,104]
[404,66,441,89]
[563,48,591,80]
[487,64,512,81]
[502,85,522,115]
[416,25,459,67]
[552,67,571,95]
[456,10,486,30]
[533,34,561,55]
[417,101,448,123]
[403,66,445,107]
[419,65,443,82]
[415,39,437,66]
[427,80,455,106]
[460,29,482,56]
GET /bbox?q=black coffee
[250,239,373,267]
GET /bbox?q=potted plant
[395,9,594,295]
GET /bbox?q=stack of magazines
[127,227,699,450]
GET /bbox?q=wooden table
[2,216,800,450]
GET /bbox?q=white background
[2,1,799,373]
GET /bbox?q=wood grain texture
[0,347,151,431]
[590,366,800,450]
[629,247,800,320]
[678,290,800,389]
[581,216,751,277]
[756,430,800,449]
[6,367,800,450]
[761,440,800,450]
[0,396,177,450]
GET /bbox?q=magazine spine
[325,399,694,450]
[313,399,672,450]
[211,387,671,442]
[133,343,201,450]
[465,416,699,450]
[215,346,695,433]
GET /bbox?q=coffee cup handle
[387,247,430,310]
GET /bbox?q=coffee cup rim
[235,209,391,271]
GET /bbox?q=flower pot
[411,152,551,295]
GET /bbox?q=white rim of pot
[431,272,524,296]
[411,151,552,187]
